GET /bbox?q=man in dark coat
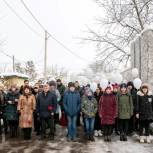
[63,82,81,142]
[36,83,57,140]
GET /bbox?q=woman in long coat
[99,86,117,142]
[18,85,36,140]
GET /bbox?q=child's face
[96,88,100,94]
[70,87,75,92]
[142,88,148,94]
[106,89,111,94]
[113,88,118,93]
[87,92,92,97]
[120,87,127,93]
[128,85,133,90]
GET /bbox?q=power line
[20,0,46,31]
[3,0,43,38]
[20,0,91,62]
[47,33,90,61]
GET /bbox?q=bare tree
[83,0,153,68]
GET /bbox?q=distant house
[0,72,29,89]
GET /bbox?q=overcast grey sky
[0,0,104,74]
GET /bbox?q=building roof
[0,72,29,79]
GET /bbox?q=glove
[17,110,21,116]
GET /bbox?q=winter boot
[90,135,95,142]
[146,136,151,144]
[94,130,98,137]
[140,136,145,143]
[108,135,111,142]
[120,134,123,141]
[123,134,127,141]
[98,130,103,136]
[104,135,107,141]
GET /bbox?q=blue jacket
[36,91,57,119]
[63,90,81,116]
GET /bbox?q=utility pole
[13,55,15,72]
[44,31,48,81]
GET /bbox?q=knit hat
[56,79,61,82]
[49,80,57,87]
[127,81,134,88]
[112,83,119,89]
[68,82,75,88]
[120,83,127,89]
[105,85,113,91]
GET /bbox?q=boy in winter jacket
[82,89,97,141]
[136,84,153,143]
[99,85,117,142]
[63,82,81,142]
[118,83,133,141]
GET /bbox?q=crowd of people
[0,79,153,144]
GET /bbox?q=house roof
[0,72,29,79]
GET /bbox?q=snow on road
[0,126,153,153]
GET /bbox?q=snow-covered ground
[0,125,153,153]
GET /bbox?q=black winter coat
[36,91,57,119]
[136,90,153,121]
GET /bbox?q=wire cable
[20,0,91,62]
[3,0,43,38]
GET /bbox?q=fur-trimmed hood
[137,90,152,96]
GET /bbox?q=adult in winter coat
[127,81,138,135]
[5,84,20,137]
[99,86,117,142]
[18,85,36,140]
[0,84,7,134]
[136,84,153,143]
[118,83,133,141]
[36,83,57,140]
[57,79,65,106]
[82,89,97,141]
[63,82,81,142]
[33,84,41,135]
[48,80,61,129]
[94,87,103,137]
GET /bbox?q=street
[0,125,153,153]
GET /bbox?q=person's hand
[15,99,18,102]
[51,112,54,116]
[8,101,12,104]
[136,113,139,119]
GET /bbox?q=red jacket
[99,93,117,125]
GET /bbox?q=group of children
[79,82,153,143]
